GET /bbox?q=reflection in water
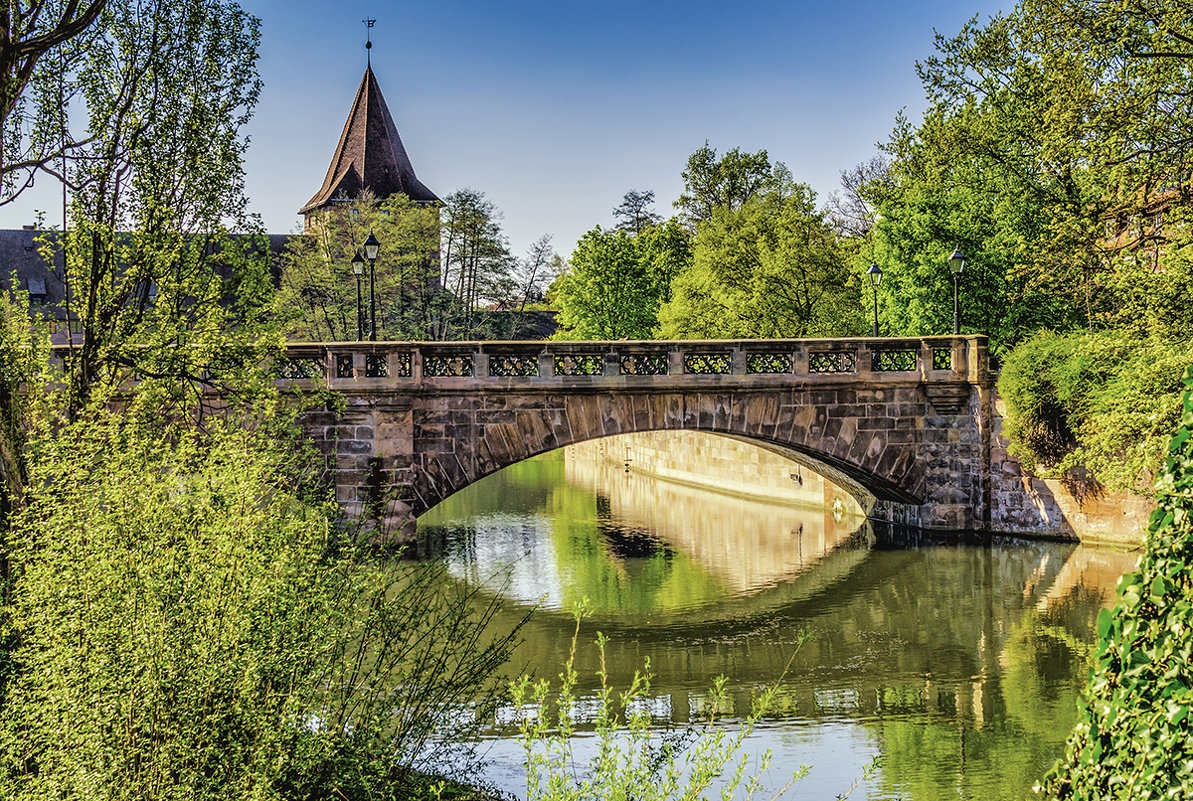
[564,446,868,596]
[416,441,1138,801]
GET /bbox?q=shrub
[998,331,1193,490]
[0,414,517,801]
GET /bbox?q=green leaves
[0,413,521,800]
[278,192,444,341]
[1097,607,1114,640]
[658,191,861,340]
[553,225,676,340]
[553,144,861,342]
[997,330,1193,490]
[1039,369,1193,798]
[674,143,796,226]
[866,0,1193,354]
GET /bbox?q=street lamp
[949,248,965,335]
[362,231,380,341]
[866,262,883,337]
[351,249,365,341]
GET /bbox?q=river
[415,438,1137,801]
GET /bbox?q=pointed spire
[300,67,439,217]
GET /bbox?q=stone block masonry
[986,396,1152,546]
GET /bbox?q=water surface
[417,446,1136,801]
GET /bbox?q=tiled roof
[300,67,438,214]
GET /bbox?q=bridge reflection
[417,432,876,614]
[562,440,867,596]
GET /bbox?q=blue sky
[1,0,1011,259]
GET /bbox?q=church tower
[299,66,439,230]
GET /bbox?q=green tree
[550,220,692,342]
[864,2,1193,349]
[636,217,691,308]
[674,142,795,227]
[658,188,861,339]
[552,227,658,340]
[1,5,523,800]
[2,0,271,718]
[43,0,275,419]
[277,192,442,341]
[612,189,662,236]
[863,107,1076,349]
[0,0,106,203]
[440,188,514,339]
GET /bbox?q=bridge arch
[410,391,924,522]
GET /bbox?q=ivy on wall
[1039,366,1193,799]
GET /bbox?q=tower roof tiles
[300,67,438,215]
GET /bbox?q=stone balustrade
[277,335,990,391]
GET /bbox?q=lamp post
[362,231,380,340]
[949,248,965,335]
[351,250,365,341]
[866,262,883,337]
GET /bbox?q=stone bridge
[283,336,996,539]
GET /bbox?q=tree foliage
[0,0,107,204]
[551,226,664,340]
[0,413,519,801]
[1,4,525,798]
[863,107,1077,349]
[555,144,862,342]
[278,193,442,341]
[854,1,1193,352]
[612,189,662,236]
[674,142,795,227]
[847,0,1193,490]
[659,187,861,339]
[998,330,1193,490]
[440,187,514,339]
[280,189,556,342]
[1039,366,1193,799]
[36,0,277,418]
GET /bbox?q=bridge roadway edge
[284,336,998,543]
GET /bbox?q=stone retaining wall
[987,397,1151,547]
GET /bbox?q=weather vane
[364,19,375,66]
